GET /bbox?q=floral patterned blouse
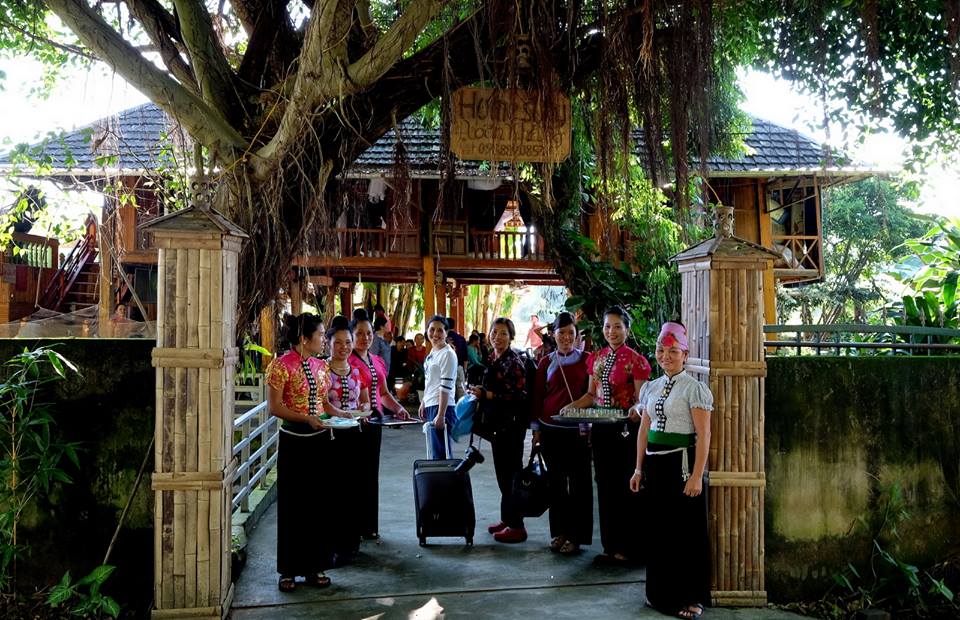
[265,350,330,432]
[325,363,364,411]
[481,347,528,403]
[349,351,388,412]
[587,345,651,410]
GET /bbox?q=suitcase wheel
[419,537,427,547]
[465,537,473,546]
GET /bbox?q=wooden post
[435,280,447,317]
[142,189,247,620]
[290,271,303,315]
[99,229,114,337]
[670,205,777,608]
[339,282,354,316]
[259,306,275,358]
[422,256,435,319]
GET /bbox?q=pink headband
[658,322,689,351]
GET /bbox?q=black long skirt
[540,425,593,546]
[327,425,363,561]
[276,429,335,575]
[591,420,645,559]
[357,419,383,537]
[643,444,711,614]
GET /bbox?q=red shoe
[493,527,528,544]
[487,521,507,534]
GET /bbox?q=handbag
[471,399,511,441]
[511,444,550,517]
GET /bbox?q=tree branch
[44,0,247,155]
[346,0,442,90]
[236,0,301,88]
[170,0,242,117]
[252,0,442,177]
[124,0,197,91]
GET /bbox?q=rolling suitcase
[413,426,475,546]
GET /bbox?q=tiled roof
[0,103,188,176]
[1,103,870,178]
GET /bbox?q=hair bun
[352,308,370,322]
[330,315,350,331]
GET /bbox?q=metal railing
[764,324,960,356]
[231,400,279,513]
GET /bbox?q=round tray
[550,414,629,425]
[345,409,373,418]
[321,417,360,429]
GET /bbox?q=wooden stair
[60,263,100,311]
[39,214,100,313]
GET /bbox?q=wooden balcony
[1,232,59,323]
[773,234,823,282]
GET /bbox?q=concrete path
[231,425,805,619]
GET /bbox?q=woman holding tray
[630,321,712,619]
[564,305,650,566]
[532,311,591,555]
[349,308,411,541]
[266,313,350,592]
[324,315,371,565]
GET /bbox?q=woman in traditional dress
[324,315,371,564]
[266,313,342,592]
[420,315,458,459]
[349,308,411,540]
[468,317,530,544]
[630,321,712,619]
[565,305,651,565]
[531,312,591,555]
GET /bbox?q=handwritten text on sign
[450,88,571,163]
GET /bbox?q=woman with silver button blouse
[630,321,713,619]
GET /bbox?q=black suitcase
[413,458,476,546]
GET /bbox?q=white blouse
[637,370,714,435]
[422,346,458,408]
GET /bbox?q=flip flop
[558,540,580,555]
[592,552,630,567]
[549,536,567,552]
[311,572,331,588]
[677,604,704,619]
[278,576,296,592]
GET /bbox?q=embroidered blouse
[423,346,458,408]
[325,363,364,411]
[350,351,388,412]
[480,347,528,403]
[587,345,651,410]
[637,370,714,438]
[533,349,589,425]
[265,350,330,432]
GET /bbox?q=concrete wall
[765,356,960,600]
[0,339,154,614]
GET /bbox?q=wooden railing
[39,214,97,310]
[5,232,58,268]
[764,324,960,355]
[231,400,279,513]
[772,234,821,272]
[468,229,546,261]
[313,228,419,258]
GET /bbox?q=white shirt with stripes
[422,345,458,408]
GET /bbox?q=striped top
[422,345,458,407]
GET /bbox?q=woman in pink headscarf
[629,321,713,619]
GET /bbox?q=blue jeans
[423,404,456,459]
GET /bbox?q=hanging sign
[450,88,571,163]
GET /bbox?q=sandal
[549,536,567,552]
[278,576,296,592]
[592,551,631,567]
[311,572,332,588]
[677,604,704,619]
[558,540,580,555]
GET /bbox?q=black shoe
[362,532,380,540]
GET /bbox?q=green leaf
[77,564,115,587]
[102,596,121,617]
[46,584,73,606]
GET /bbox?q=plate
[344,409,373,418]
[321,417,360,429]
[550,414,628,425]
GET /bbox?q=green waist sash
[647,429,696,447]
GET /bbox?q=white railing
[231,400,279,513]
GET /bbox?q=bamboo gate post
[142,190,248,620]
[670,205,779,607]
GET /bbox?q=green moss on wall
[765,356,960,601]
